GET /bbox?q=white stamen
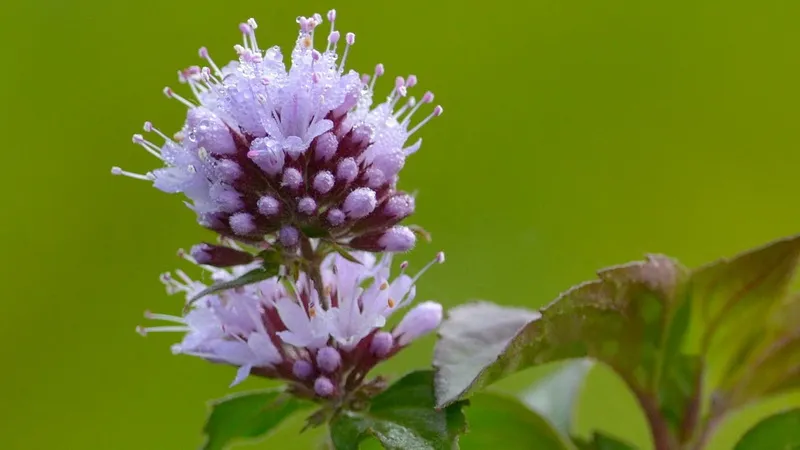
[402,91,434,126]
[389,77,407,107]
[199,47,223,78]
[131,134,163,160]
[338,32,355,72]
[143,121,174,144]
[325,10,336,50]
[144,311,186,323]
[175,269,194,286]
[177,248,198,265]
[174,348,226,359]
[239,23,252,50]
[137,325,190,335]
[110,166,154,181]
[394,97,416,119]
[408,106,443,136]
[395,251,446,305]
[163,87,195,108]
[369,64,384,92]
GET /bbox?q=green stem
[679,366,704,445]
[637,392,679,450]
[301,236,327,308]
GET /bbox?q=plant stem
[301,236,327,308]
[679,367,704,444]
[633,389,679,450]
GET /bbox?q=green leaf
[201,389,310,450]
[301,225,329,238]
[688,235,800,403]
[434,255,690,414]
[573,432,637,450]
[734,409,800,450]
[719,293,800,408]
[329,371,467,450]
[256,248,283,264]
[520,359,595,436]
[188,266,279,306]
[433,301,541,408]
[329,242,363,264]
[461,392,574,450]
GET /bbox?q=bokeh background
[2,0,800,448]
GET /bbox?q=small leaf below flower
[188,266,279,307]
[329,371,467,450]
[201,388,310,450]
[325,241,364,264]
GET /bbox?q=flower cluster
[125,11,447,403]
[113,11,441,253]
[139,249,444,397]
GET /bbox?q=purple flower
[137,249,445,395]
[113,11,442,253]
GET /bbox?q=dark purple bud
[190,243,255,267]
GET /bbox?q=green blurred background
[2,0,800,448]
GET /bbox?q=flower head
[138,249,444,396]
[113,12,441,254]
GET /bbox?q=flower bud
[257,195,280,217]
[343,188,377,219]
[190,243,255,267]
[292,359,314,380]
[279,225,299,247]
[314,132,338,161]
[229,212,257,235]
[314,376,335,397]
[117,11,442,257]
[370,331,394,357]
[316,346,341,373]
[185,107,236,155]
[383,194,415,220]
[349,226,416,252]
[393,301,443,346]
[248,138,285,176]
